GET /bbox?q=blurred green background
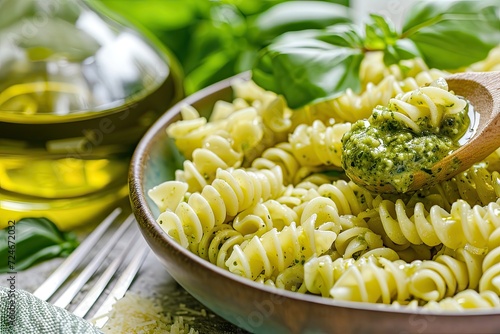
[98,0,351,95]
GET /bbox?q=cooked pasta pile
[149,45,500,310]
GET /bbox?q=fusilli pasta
[226,217,338,281]
[368,198,500,250]
[289,120,351,168]
[150,43,500,312]
[156,166,284,250]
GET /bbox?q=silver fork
[32,207,150,329]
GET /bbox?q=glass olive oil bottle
[0,0,183,230]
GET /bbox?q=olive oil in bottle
[0,0,183,230]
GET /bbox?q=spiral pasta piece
[334,226,384,259]
[427,165,500,208]
[303,255,339,297]
[275,265,307,292]
[288,120,351,168]
[359,52,432,88]
[176,134,243,192]
[291,75,400,125]
[156,166,284,250]
[231,80,293,162]
[408,248,484,302]
[288,180,375,222]
[166,106,228,159]
[369,198,500,250]
[303,248,402,301]
[291,69,446,126]
[167,90,293,188]
[484,149,500,172]
[260,95,293,134]
[226,215,337,281]
[304,248,481,304]
[299,197,342,230]
[251,143,301,185]
[388,243,434,263]
[329,256,409,304]
[387,78,467,129]
[148,180,188,213]
[231,77,277,107]
[232,199,298,239]
[276,181,323,211]
[301,232,485,304]
[316,180,375,216]
[164,105,210,159]
[197,224,245,269]
[423,290,500,310]
[480,227,500,294]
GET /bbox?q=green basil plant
[252,0,500,108]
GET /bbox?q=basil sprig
[247,1,351,44]
[252,0,500,109]
[402,1,500,69]
[252,24,365,108]
[0,218,79,273]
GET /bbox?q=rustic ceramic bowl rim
[129,72,499,321]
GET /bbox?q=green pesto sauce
[342,103,470,193]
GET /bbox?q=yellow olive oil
[0,65,183,231]
[0,44,182,230]
[0,0,184,230]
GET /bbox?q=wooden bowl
[129,73,500,334]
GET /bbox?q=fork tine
[91,238,150,328]
[33,208,122,301]
[71,229,142,319]
[52,214,135,309]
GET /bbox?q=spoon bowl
[353,71,500,193]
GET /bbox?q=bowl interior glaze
[129,73,500,334]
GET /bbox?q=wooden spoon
[350,71,500,193]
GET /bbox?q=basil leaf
[252,25,364,109]
[402,0,500,69]
[271,24,364,50]
[363,14,420,66]
[318,24,365,49]
[364,14,398,51]
[253,38,363,109]
[0,217,79,273]
[248,1,352,44]
[383,39,422,66]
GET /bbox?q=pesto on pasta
[149,44,500,311]
[342,78,470,193]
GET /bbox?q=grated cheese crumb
[98,292,199,334]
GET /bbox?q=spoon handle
[439,71,500,178]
